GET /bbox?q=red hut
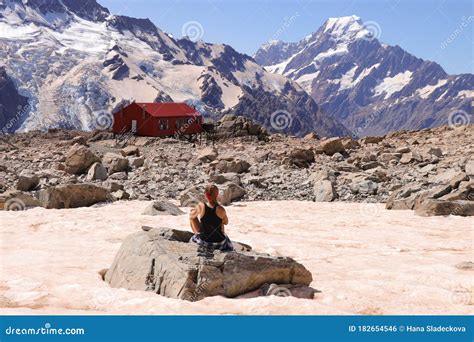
[112,102,203,137]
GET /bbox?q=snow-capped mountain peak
[322,15,364,37]
[254,15,473,136]
[0,0,351,137]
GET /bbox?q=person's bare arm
[216,206,229,233]
[189,203,203,234]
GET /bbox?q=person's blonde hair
[205,184,219,205]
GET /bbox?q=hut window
[159,119,169,130]
[176,119,187,129]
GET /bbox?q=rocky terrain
[0,117,472,216]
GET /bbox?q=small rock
[303,132,319,140]
[350,179,378,195]
[129,156,145,168]
[428,147,443,157]
[110,189,130,201]
[86,162,108,181]
[108,172,128,180]
[396,147,411,154]
[197,147,218,162]
[216,159,250,174]
[16,171,40,191]
[288,148,315,167]
[331,153,344,162]
[103,153,129,175]
[320,138,345,156]
[121,146,140,157]
[360,136,384,144]
[341,138,360,150]
[450,173,468,189]
[362,161,379,170]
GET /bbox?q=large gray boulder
[312,171,337,202]
[0,190,40,210]
[215,159,251,174]
[102,153,129,175]
[105,227,313,301]
[218,182,247,205]
[142,200,185,216]
[414,199,474,217]
[16,171,40,191]
[320,138,345,156]
[288,148,315,168]
[65,144,100,175]
[179,185,206,207]
[313,180,337,202]
[197,147,218,163]
[86,162,108,181]
[39,184,111,209]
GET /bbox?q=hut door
[131,120,137,134]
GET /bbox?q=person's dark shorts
[190,234,234,252]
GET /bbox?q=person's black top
[199,203,225,243]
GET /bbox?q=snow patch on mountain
[339,65,358,90]
[373,70,413,99]
[416,79,448,99]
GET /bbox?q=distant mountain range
[0,0,349,137]
[0,2,471,138]
[254,15,473,136]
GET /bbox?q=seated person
[189,184,233,252]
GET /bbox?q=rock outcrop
[105,227,313,301]
[39,184,111,209]
[65,144,100,175]
[141,200,185,216]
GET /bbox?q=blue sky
[99,0,473,75]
